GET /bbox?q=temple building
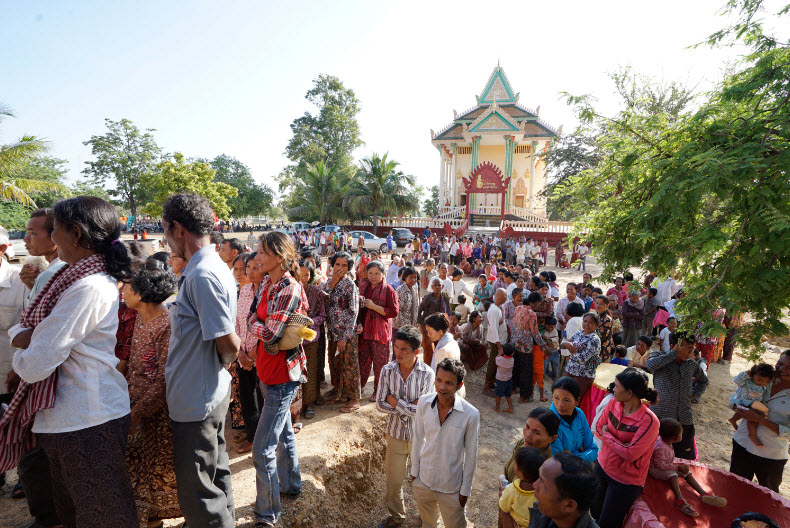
[431,64,560,228]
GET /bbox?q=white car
[349,230,388,253]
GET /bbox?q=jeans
[253,381,301,525]
[544,350,560,379]
[576,255,587,271]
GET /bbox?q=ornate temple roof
[432,64,559,142]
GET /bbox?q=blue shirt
[387,235,393,249]
[611,357,629,366]
[166,245,237,422]
[549,403,599,463]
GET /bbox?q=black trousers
[674,424,697,460]
[18,447,60,526]
[592,462,643,528]
[729,439,787,493]
[512,350,533,399]
[238,365,264,439]
[317,324,326,383]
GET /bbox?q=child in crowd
[690,348,708,403]
[659,316,677,351]
[608,294,622,336]
[542,317,560,380]
[642,287,659,336]
[559,253,570,268]
[499,447,546,528]
[495,344,515,413]
[448,311,461,340]
[611,345,629,366]
[728,363,775,446]
[649,418,727,517]
[456,294,470,324]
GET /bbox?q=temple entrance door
[514,195,524,209]
[462,161,512,227]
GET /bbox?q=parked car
[317,224,343,234]
[349,231,388,253]
[389,228,415,248]
[289,221,311,234]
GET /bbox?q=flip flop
[701,495,727,507]
[304,409,316,419]
[293,422,303,434]
[675,500,699,517]
[340,404,360,413]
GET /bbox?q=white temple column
[529,142,537,210]
[450,149,456,207]
[438,150,445,211]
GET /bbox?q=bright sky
[0,1,763,199]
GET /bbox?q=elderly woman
[122,259,182,528]
[10,196,137,527]
[322,251,361,413]
[730,349,790,492]
[299,259,327,420]
[246,231,309,527]
[234,253,264,454]
[417,276,450,367]
[512,291,549,402]
[393,267,419,339]
[357,260,399,402]
[458,310,487,371]
[594,294,614,363]
[561,311,603,399]
[549,377,599,463]
[504,407,560,483]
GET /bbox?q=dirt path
[1,256,787,527]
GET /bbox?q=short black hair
[552,452,598,512]
[614,345,627,358]
[401,267,417,281]
[162,193,215,236]
[511,287,523,299]
[638,335,653,347]
[394,325,422,351]
[458,294,466,304]
[544,316,557,326]
[452,269,463,278]
[551,376,580,401]
[130,259,178,304]
[515,446,546,484]
[502,343,515,357]
[658,417,683,440]
[149,251,170,267]
[329,251,352,268]
[567,302,586,318]
[210,231,225,246]
[224,238,243,255]
[528,407,560,436]
[437,358,465,385]
[669,331,695,347]
[526,291,543,304]
[648,287,658,296]
[30,208,54,234]
[750,363,776,379]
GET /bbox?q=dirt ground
[1,253,787,528]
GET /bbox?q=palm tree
[288,160,344,224]
[0,103,66,207]
[343,153,418,231]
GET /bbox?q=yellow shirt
[499,478,536,528]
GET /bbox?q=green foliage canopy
[142,153,237,219]
[423,185,439,218]
[556,0,790,359]
[205,154,274,217]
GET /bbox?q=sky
[0,0,769,202]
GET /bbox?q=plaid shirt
[646,349,708,425]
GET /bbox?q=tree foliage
[203,154,274,217]
[288,160,344,224]
[343,153,417,230]
[141,153,237,219]
[557,0,790,359]
[0,104,66,207]
[541,129,602,220]
[277,75,363,211]
[423,185,439,217]
[82,118,161,217]
[10,156,71,207]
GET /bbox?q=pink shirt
[650,437,676,472]
[496,355,515,381]
[595,398,660,486]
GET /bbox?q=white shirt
[506,282,517,299]
[578,245,589,257]
[486,303,506,344]
[0,260,26,393]
[659,327,672,351]
[11,273,130,433]
[411,393,480,496]
[664,298,679,318]
[441,277,454,295]
[654,277,680,306]
[449,280,473,304]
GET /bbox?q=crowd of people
[0,194,787,528]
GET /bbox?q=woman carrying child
[504,407,560,482]
[499,447,546,528]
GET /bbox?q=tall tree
[277,75,364,211]
[423,185,439,217]
[344,153,417,230]
[141,153,237,219]
[11,156,71,207]
[541,129,602,221]
[288,160,344,224]
[0,103,66,207]
[202,154,274,217]
[557,0,790,359]
[82,118,161,219]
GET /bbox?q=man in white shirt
[484,289,507,396]
[575,243,589,271]
[376,326,436,528]
[438,263,453,294]
[411,358,479,528]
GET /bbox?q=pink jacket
[595,398,660,486]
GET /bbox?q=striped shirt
[375,359,435,441]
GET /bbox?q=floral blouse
[236,283,258,354]
[323,275,359,342]
[596,312,613,359]
[512,305,546,353]
[127,311,171,418]
[564,330,602,379]
[303,282,328,344]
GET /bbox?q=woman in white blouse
[424,313,465,397]
[11,197,137,527]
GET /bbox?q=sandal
[11,482,24,499]
[540,395,549,402]
[340,404,361,413]
[237,440,253,454]
[675,499,699,517]
[303,409,316,419]
[701,495,727,507]
[293,422,303,434]
[378,516,401,528]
